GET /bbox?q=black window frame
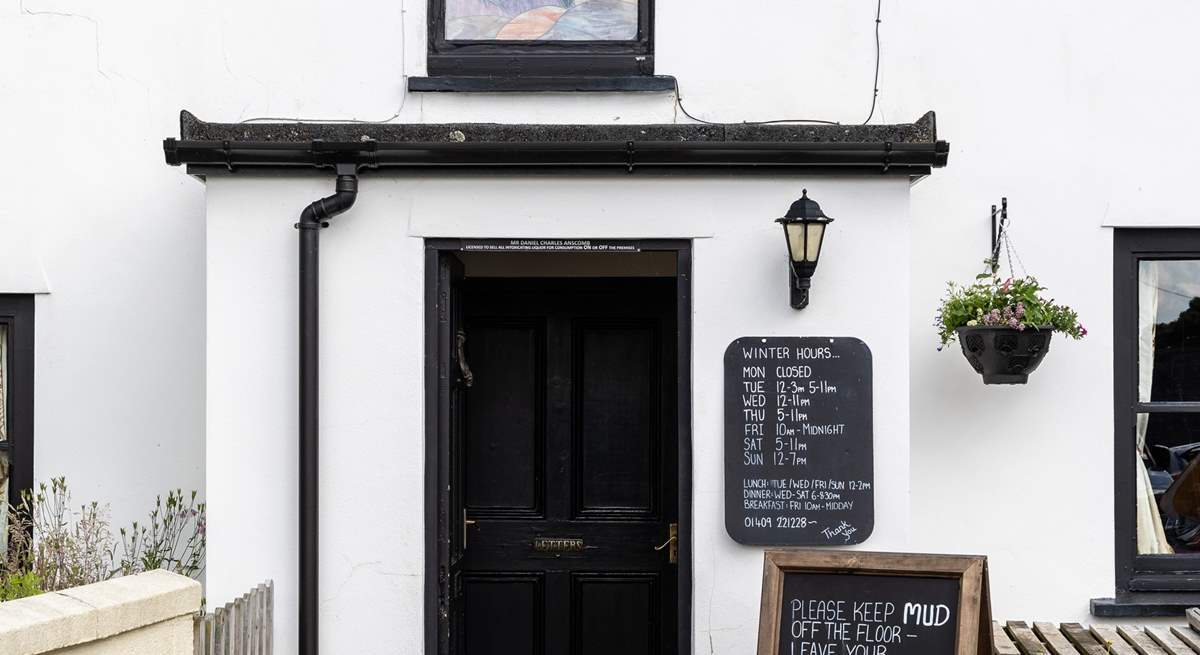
[0,295,34,529]
[1113,229,1200,596]
[424,0,655,78]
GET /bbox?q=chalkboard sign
[724,337,873,545]
[757,550,991,655]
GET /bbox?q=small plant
[0,478,205,602]
[116,489,206,580]
[935,273,1086,348]
[0,571,42,601]
[6,478,115,593]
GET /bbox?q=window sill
[407,75,677,93]
[1091,593,1200,617]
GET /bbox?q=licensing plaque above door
[724,337,873,546]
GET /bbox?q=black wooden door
[454,278,678,655]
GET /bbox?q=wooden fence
[193,580,273,655]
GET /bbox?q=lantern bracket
[789,269,811,310]
[989,197,1009,275]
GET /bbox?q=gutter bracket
[881,141,893,173]
[626,140,636,173]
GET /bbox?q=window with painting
[1114,230,1200,596]
[427,0,653,78]
[444,0,638,41]
[0,296,33,556]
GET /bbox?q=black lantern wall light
[777,189,834,309]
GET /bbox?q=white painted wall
[0,2,205,534]
[889,1,1200,623]
[9,0,1200,650]
[205,174,912,654]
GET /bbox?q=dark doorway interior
[426,244,690,655]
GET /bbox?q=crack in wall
[18,0,109,80]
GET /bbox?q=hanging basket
[956,325,1053,385]
[936,198,1084,385]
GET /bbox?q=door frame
[423,238,693,655]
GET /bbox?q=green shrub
[0,571,41,601]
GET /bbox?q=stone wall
[0,570,201,655]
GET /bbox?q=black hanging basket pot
[956,326,1054,384]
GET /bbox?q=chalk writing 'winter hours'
[724,337,874,545]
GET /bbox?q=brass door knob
[653,523,678,564]
[463,510,477,550]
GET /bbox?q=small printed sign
[459,239,640,252]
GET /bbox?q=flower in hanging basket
[935,273,1085,384]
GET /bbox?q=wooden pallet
[992,610,1200,655]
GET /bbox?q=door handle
[463,509,477,550]
[653,523,678,564]
[455,330,474,388]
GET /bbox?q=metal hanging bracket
[989,197,1008,275]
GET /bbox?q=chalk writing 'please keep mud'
[786,599,952,655]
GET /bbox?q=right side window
[1115,230,1200,595]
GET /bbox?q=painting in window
[1136,260,1200,554]
[445,0,637,41]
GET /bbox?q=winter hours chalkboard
[724,337,873,545]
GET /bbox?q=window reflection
[1139,260,1200,402]
[1137,259,1200,554]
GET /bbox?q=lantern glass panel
[804,223,825,262]
[785,223,805,263]
[785,222,825,264]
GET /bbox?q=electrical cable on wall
[674,0,884,126]
[238,0,411,124]
[860,0,883,124]
[236,0,883,127]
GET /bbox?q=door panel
[463,574,545,655]
[465,320,545,516]
[575,322,659,517]
[572,574,659,655]
[456,278,677,655]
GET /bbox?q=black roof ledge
[165,110,948,178]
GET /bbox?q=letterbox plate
[533,537,584,552]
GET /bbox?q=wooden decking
[993,610,1200,655]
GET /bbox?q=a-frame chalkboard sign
[757,550,992,655]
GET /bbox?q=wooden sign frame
[757,550,991,655]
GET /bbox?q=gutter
[163,137,949,176]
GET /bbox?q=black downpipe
[297,165,358,655]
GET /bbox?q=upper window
[0,296,33,557]
[1113,229,1200,599]
[444,0,639,40]
[424,0,655,82]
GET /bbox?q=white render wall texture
[205,175,912,654]
[6,0,1200,652]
